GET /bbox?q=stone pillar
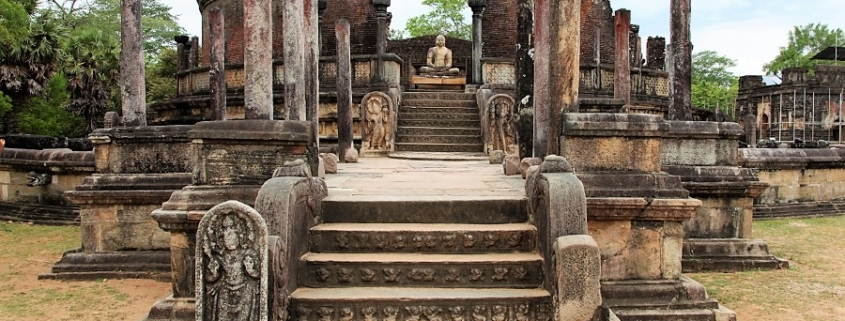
[646,36,666,70]
[244,0,274,119]
[119,0,147,127]
[515,0,534,159]
[190,36,199,68]
[208,7,227,121]
[174,35,189,71]
[614,9,631,106]
[469,0,486,85]
[304,0,320,175]
[284,0,306,120]
[336,20,354,162]
[630,25,642,68]
[372,0,391,83]
[533,0,580,158]
[670,0,692,120]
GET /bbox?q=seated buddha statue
[419,35,460,76]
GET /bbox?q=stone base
[754,200,845,219]
[682,238,789,272]
[0,201,79,225]
[600,276,736,321]
[144,295,196,321]
[39,249,170,281]
[412,75,466,90]
[359,149,392,158]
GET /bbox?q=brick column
[120,0,146,127]
[533,0,580,158]
[614,9,631,106]
[336,19,354,162]
[208,7,227,120]
[244,0,274,119]
[670,0,692,120]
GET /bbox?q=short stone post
[196,200,268,321]
[244,0,274,119]
[254,160,328,321]
[469,0,486,85]
[208,7,227,121]
[670,0,692,120]
[120,0,147,127]
[336,19,354,162]
[555,235,602,321]
[516,0,534,158]
[613,9,631,106]
[533,0,580,157]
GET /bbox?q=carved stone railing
[482,58,516,88]
[175,54,403,97]
[579,64,670,113]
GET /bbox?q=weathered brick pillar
[613,9,631,106]
[533,0,580,157]
[469,0,486,85]
[336,19,354,162]
[175,35,189,71]
[670,0,692,120]
[208,7,227,121]
[244,0,273,119]
[646,36,666,70]
[515,0,534,158]
[372,0,390,83]
[120,0,146,127]
[190,36,199,68]
[285,0,306,120]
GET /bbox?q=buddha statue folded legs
[418,35,460,76]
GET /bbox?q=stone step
[310,223,537,253]
[399,105,478,114]
[396,134,482,145]
[395,142,484,153]
[612,309,717,321]
[300,253,544,288]
[402,99,477,108]
[322,197,527,224]
[290,287,552,321]
[398,112,480,121]
[398,119,481,128]
[403,92,476,101]
[397,126,480,136]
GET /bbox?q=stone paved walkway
[324,155,525,200]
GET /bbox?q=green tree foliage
[0,0,35,46]
[146,47,178,104]
[64,28,120,132]
[692,50,738,117]
[763,23,845,76]
[16,72,85,136]
[404,0,471,40]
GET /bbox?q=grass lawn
[0,216,843,320]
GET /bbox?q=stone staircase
[395,91,484,153]
[289,197,553,321]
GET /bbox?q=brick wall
[483,0,518,59]
[321,0,380,57]
[580,0,615,64]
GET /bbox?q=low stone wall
[741,148,845,218]
[0,148,95,225]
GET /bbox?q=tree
[146,47,178,104]
[0,0,35,46]
[692,50,738,117]
[763,23,845,76]
[404,0,471,40]
[64,28,120,132]
[16,72,86,136]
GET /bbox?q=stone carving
[338,268,355,283]
[405,306,423,321]
[514,305,530,321]
[296,306,312,321]
[469,268,484,281]
[491,267,508,281]
[424,306,444,321]
[463,234,477,248]
[482,234,498,248]
[362,307,378,321]
[419,35,460,76]
[25,171,51,187]
[485,95,517,155]
[471,306,488,321]
[512,266,528,280]
[491,306,507,321]
[317,307,334,321]
[361,268,376,282]
[449,306,466,321]
[103,111,121,128]
[361,91,395,154]
[445,268,461,282]
[384,268,401,282]
[196,201,268,321]
[315,268,331,282]
[408,268,435,281]
[339,307,354,321]
[384,307,399,321]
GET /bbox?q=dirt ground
[2,215,844,321]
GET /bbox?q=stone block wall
[742,148,845,207]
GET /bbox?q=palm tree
[64,28,119,133]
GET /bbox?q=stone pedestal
[145,120,312,321]
[662,121,787,272]
[559,113,734,320]
[42,126,194,281]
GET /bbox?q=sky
[168,1,845,77]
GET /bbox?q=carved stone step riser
[395,144,484,153]
[398,120,481,128]
[403,93,477,101]
[613,310,716,321]
[399,107,478,114]
[290,301,553,321]
[310,230,537,253]
[300,262,544,288]
[397,128,480,136]
[399,114,480,121]
[321,199,527,224]
[396,136,483,144]
[402,100,477,108]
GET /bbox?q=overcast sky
[168,1,845,77]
